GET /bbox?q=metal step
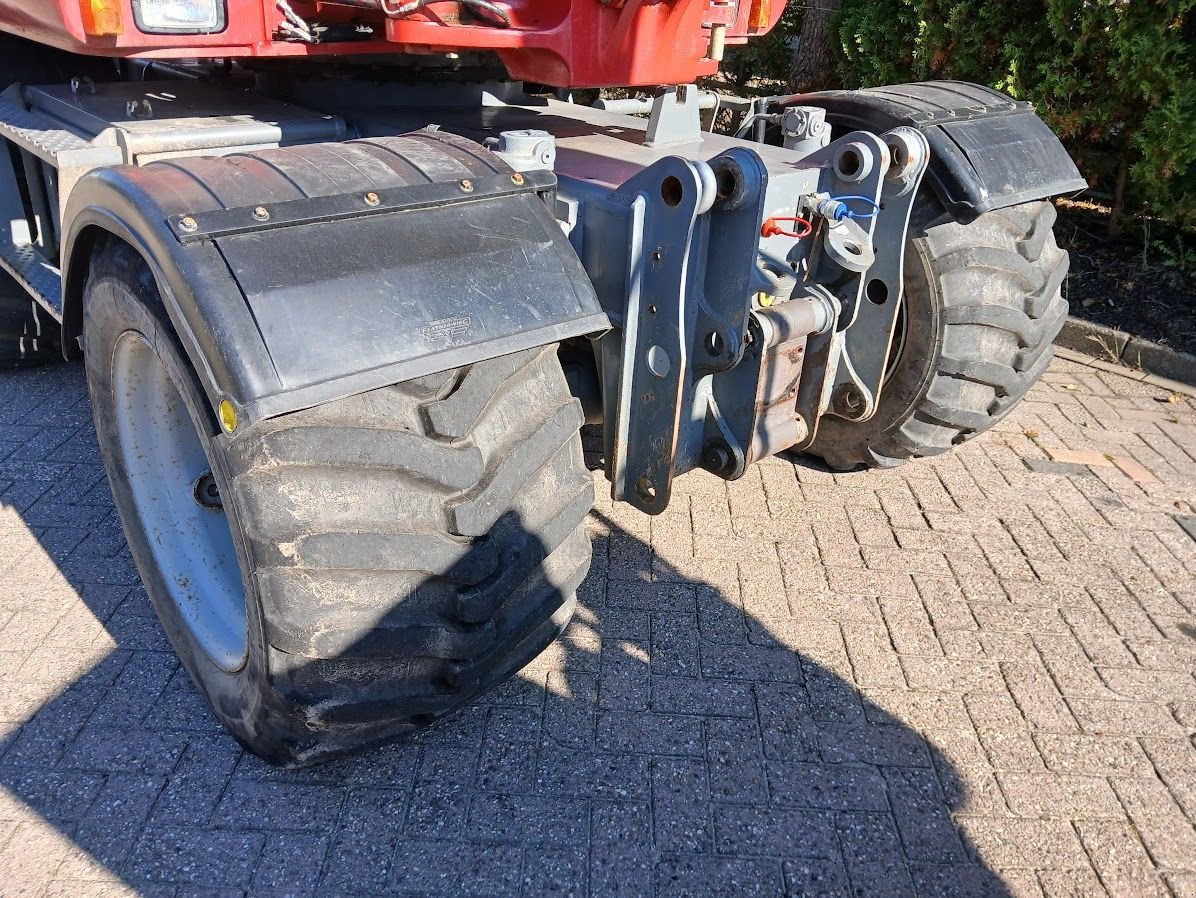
[0,240,62,320]
[0,97,91,164]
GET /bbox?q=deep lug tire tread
[810,200,1068,471]
[230,343,595,760]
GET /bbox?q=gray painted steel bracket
[827,127,931,423]
[790,131,890,450]
[586,149,771,514]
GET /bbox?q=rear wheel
[808,197,1068,470]
[85,239,594,765]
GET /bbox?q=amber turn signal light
[80,0,123,36]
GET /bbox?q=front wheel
[85,238,594,765]
[807,198,1069,470]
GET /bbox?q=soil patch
[1056,199,1195,358]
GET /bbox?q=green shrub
[827,0,1196,232]
[721,6,802,90]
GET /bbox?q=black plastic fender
[60,130,609,426]
[778,81,1087,221]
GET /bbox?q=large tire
[808,198,1068,470]
[85,239,594,765]
[0,276,59,366]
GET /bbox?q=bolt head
[179,216,198,232]
[364,192,380,206]
[252,206,270,221]
[703,442,734,475]
[510,172,525,185]
[460,179,474,192]
[832,384,867,420]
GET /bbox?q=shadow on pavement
[0,363,1012,897]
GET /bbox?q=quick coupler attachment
[577,128,930,514]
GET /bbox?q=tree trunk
[1108,149,1129,238]
[789,0,844,94]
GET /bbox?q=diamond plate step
[0,98,90,163]
[0,240,62,320]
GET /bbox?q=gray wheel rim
[112,331,247,671]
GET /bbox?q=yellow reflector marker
[80,0,123,35]
[219,400,238,434]
[747,0,771,31]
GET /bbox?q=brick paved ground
[0,354,1193,897]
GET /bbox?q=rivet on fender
[219,400,238,433]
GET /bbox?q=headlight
[132,0,227,33]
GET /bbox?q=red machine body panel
[0,0,783,86]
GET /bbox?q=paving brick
[912,863,1034,898]
[652,756,710,852]
[879,596,943,656]
[840,622,905,688]
[754,683,820,763]
[1068,697,1185,736]
[0,822,75,895]
[902,656,1005,693]
[818,721,931,768]
[63,774,165,873]
[320,787,407,892]
[523,847,587,898]
[1044,447,1115,468]
[1098,665,1196,701]
[1112,455,1161,484]
[1033,733,1153,776]
[1109,775,1196,869]
[1024,458,1093,477]
[1036,866,1108,898]
[651,676,754,718]
[996,771,1122,818]
[655,856,785,898]
[212,780,344,833]
[590,801,652,898]
[713,803,837,858]
[964,692,1045,771]
[1139,738,1196,820]
[0,359,1194,897]
[698,641,800,683]
[598,642,651,712]
[999,661,1080,733]
[705,716,766,803]
[957,816,1089,869]
[250,833,328,893]
[782,855,852,898]
[1075,820,1171,898]
[469,792,589,849]
[882,765,966,862]
[126,826,266,887]
[835,811,915,897]
[392,840,522,896]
